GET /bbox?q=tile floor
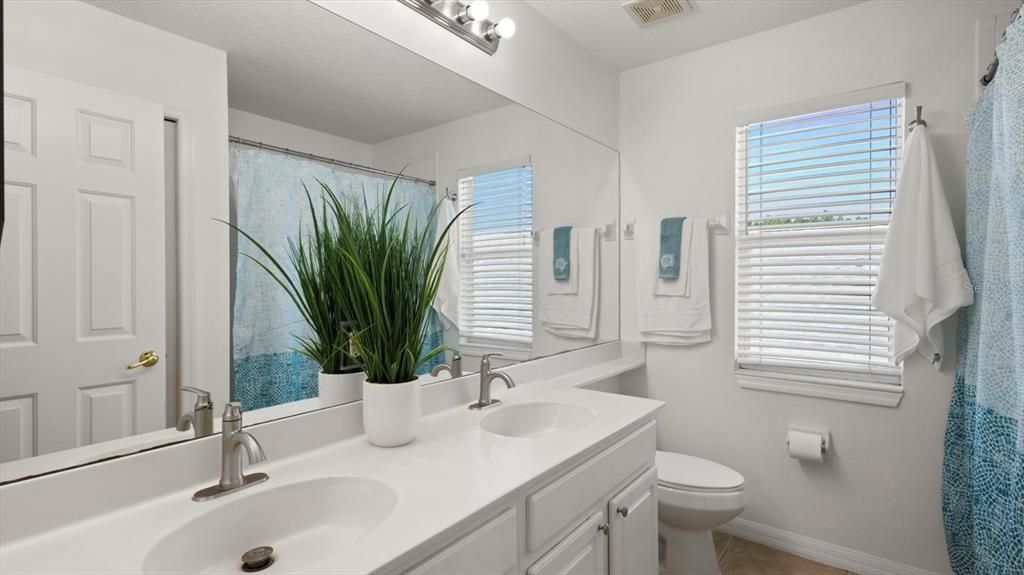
[713,532,856,575]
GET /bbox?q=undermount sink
[480,402,595,438]
[143,476,395,574]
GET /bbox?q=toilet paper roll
[787,429,824,462]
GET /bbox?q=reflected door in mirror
[1,66,167,462]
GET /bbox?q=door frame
[163,106,195,421]
[162,107,227,416]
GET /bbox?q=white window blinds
[458,163,534,348]
[735,96,903,394]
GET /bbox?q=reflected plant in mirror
[228,174,467,447]
[223,182,362,408]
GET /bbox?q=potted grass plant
[225,184,364,406]
[332,175,466,446]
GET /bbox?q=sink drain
[240,546,275,573]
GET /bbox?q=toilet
[656,450,747,575]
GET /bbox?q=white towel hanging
[635,218,712,345]
[871,126,973,369]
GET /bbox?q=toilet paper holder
[785,426,831,453]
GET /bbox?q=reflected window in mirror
[457,162,534,356]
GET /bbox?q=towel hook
[908,105,927,132]
[599,222,617,241]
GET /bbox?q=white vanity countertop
[0,383,661,574]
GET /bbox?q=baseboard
[717,518,943,575]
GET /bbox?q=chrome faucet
[469,353,515,410]
[175,386,214,438]
[192,402,268,501]
[431,350,463,379]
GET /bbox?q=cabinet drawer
[526,421,656,551]
[409,508,517,575]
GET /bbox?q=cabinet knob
[597,523,609,535]
[617,506,630,518]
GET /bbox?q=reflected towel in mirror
[540,227,599,338]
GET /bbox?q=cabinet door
[608,466,658,575]
[409,508,517,575]
[527,511,608,575]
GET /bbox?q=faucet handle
[480,353,503,368]
[223,401,243,422]
[180,386,213,410]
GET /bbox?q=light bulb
[466,0,490,21]
[493,17,516,38]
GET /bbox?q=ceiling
[526,0,864,71]
[88,0,511,144]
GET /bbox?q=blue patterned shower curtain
[942,13,1023,575]
[231,145,444,410]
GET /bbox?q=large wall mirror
[0,0,620,481]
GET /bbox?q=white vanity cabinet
[405,421,658,575]
[608,467,659,575]
[526,465,659,575]
[527,511,608,575]
[409,508,518,575]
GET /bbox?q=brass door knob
[127,350,159,369]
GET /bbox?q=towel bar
[622,215,730,240]
[532,223,617,242]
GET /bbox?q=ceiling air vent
[622,0,689,27]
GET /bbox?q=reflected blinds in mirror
[457,164,534,348]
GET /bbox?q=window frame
[456,157,534,356]
[733,83,906,407]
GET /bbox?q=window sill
[736,371,903,407]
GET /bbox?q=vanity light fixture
[487,18,516,41]
[456,0,488,24]
[399,0,515,55]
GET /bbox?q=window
[457,161,534,350]
[734,86,904,406]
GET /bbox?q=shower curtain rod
[228,136,437,186]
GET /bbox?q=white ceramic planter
[318,371,364,406]
[362,377,421,447]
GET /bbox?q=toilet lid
[656,451,744,491]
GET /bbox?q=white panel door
[608,467,659,575]
[528,511,609,575]
[1,65,165,460]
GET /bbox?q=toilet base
[659,522,720,575]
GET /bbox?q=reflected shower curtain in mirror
[231,145,444,410]
[942,13,1023,575]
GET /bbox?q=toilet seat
[656,450,744,492]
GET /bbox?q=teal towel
[659,217,686,279]
[553,226,572,281]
